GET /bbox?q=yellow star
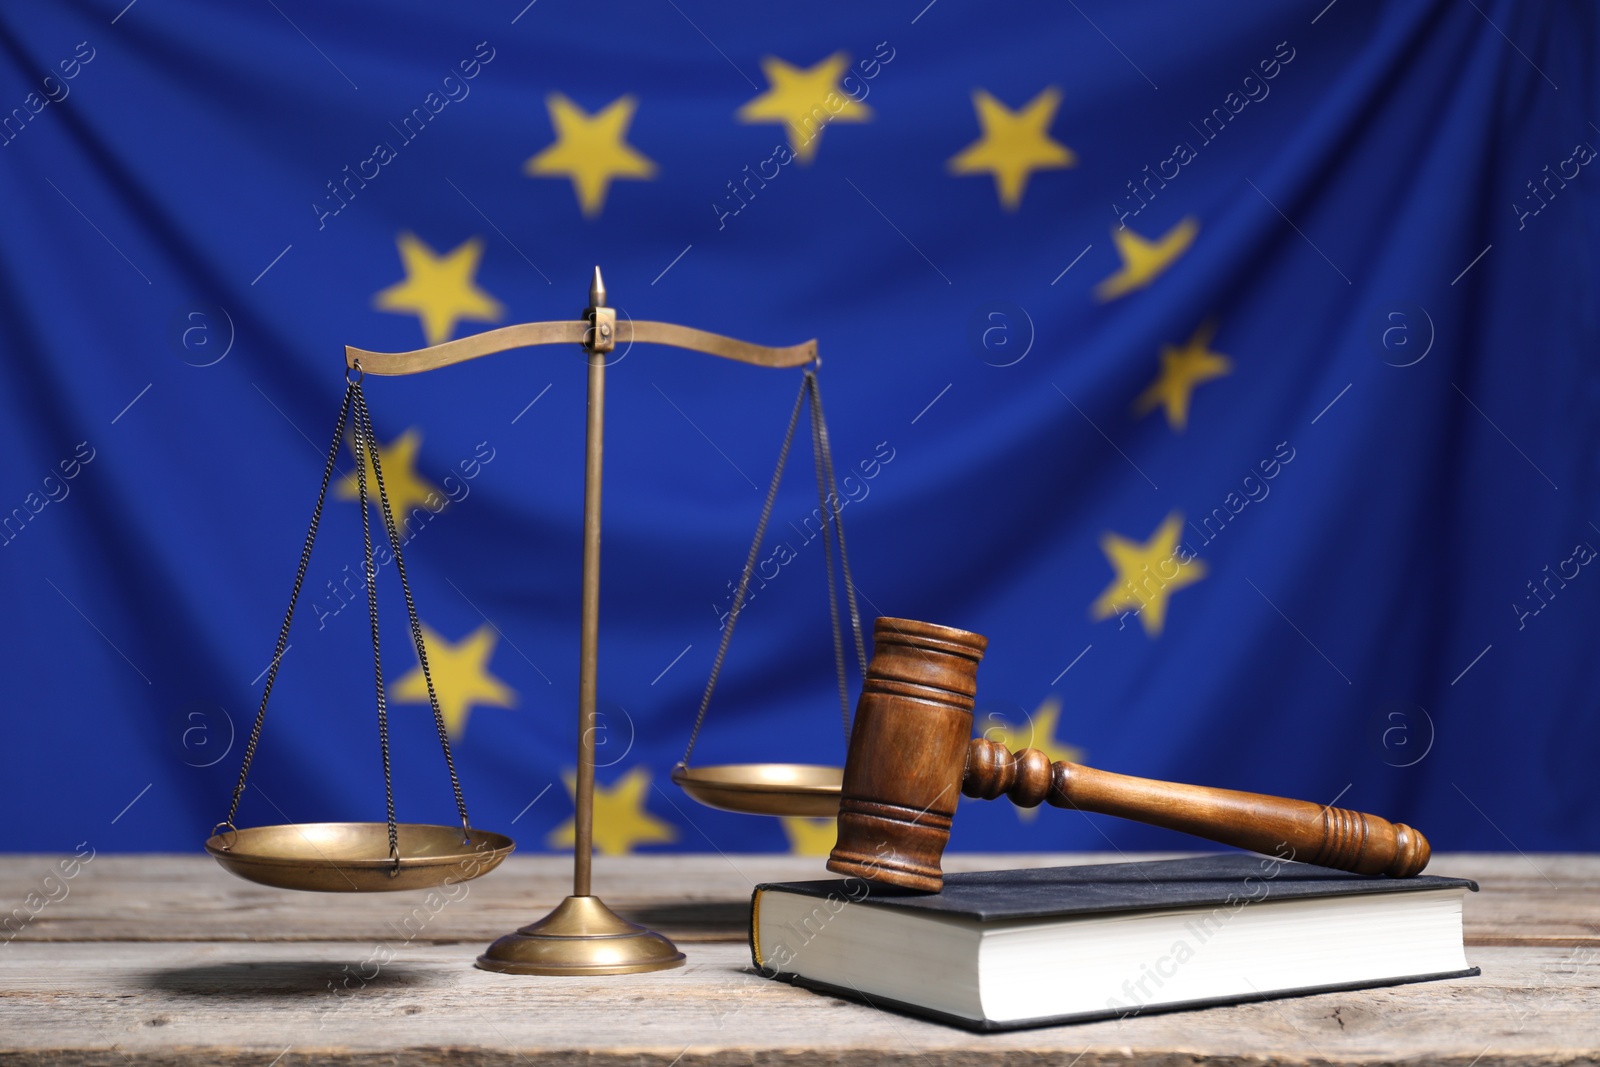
[334,427,443,517]
[390,623,515,739]
[373,232,504,345]
[546,766,678,854]
[947,87,1076,210]
[978,697,1085,822]
[781,817,837,856]
[524,93,657,217]
[1094,217,1199,301]
[736,53,871,165]
[1090,512,1206,638]
[1134,321,1233,431]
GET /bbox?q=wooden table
[2,852,1595,1065]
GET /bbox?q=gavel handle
[962,739,1429,877]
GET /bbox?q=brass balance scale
[208,268,858,975]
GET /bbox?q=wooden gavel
[826,618,1430,892]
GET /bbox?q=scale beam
[346,320,817,376]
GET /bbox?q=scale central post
[477,269,685,975]
[573,269,611,900]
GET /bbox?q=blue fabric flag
[0,0,1595,857]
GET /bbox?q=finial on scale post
[584,266,615,355]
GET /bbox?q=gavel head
[826,617,988,892]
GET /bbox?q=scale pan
[205,822,515,893]
[671,763,842,817]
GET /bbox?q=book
[749,854,1478,1031]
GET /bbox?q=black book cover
[750,854,1480,1032]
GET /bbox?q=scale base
[476,895,685,976]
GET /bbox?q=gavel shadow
[141,960,435,1000]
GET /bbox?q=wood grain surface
[1,852,1595,1065]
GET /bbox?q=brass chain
[223,382,354,831]
[348,382,399,866]
[807,374,850,740]
[351,385,471,837]
[682,377,808,766]
[808,373,866,674]
[682,369,865,765]
[219,375,472,864]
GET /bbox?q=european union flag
[1,0,1594,858]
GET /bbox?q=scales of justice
[205,267,865,975]
[205,268,1434,977]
